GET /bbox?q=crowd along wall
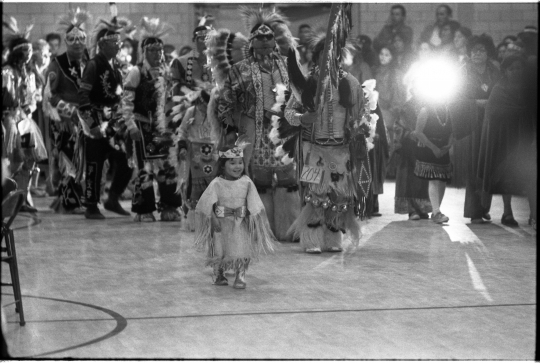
[3,2,538,54]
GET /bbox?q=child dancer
[194,143,276,289]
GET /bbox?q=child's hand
[211,213,221,233]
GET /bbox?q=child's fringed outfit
[194,175,276,287]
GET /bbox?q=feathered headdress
[205,28,249,90]
[239,6,297,56]
[3,16,34,52]
[90,3,131,57]
[57,7,92,35]
[139,17,173,49]
[287,4,354,113]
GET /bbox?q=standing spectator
[345,37,373,84]
[452,35,500,224]
[437,20,460,56]
[496,42,507,64]
[419,4,460,49]
[373,4,413,54]
[357,34,378,69]
[453,26,472,63]
[46,32,62,58]
[501,35,517,45]
[504,39,525,59]
[120,37,137,66]
[394,91,432,220]
[163,44,176,65]
[392,32,414,74]
[297,24,313,65]
[477,55,534,226]
[374,46,406,179]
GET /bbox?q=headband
[249,23,274,40]
[13,43,32,51]
[218,146,244,159]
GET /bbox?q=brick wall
[4,2,538,54]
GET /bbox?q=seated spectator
[373,4,413,54]
[45,32,62,58]
[419,4,460,49]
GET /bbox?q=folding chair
[1,190,26,326]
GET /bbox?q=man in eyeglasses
[43,8,91,215]
[217,8,301,241]
[77,13,133,219]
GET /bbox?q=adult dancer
[77,5,132,219]
[3,17,48,213]
[122,17,182,222]
[215,7,301,241]
[282,4,377,253]
[44,7,91,214]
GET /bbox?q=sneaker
[483,213,492,221]
[371,212,382,217]
[409,213,421,221]
[419,213,430,219]
[327,247,343,252]
[471,218,487,224]
[306,247,322,254]
[431,212,449,224]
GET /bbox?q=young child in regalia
[194,143,276,289]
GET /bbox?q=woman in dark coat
[451,34,500,224]
[477,55,534,226]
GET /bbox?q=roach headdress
[57,7,92,35]
[239,6,297,56]
[90,3,131,57]
[138,16,174,61]
[3,16,34,52]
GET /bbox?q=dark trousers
[84,137,131,206]
[131,140,182,214]
[464,180,493,219]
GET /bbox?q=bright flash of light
[410,56,461,104]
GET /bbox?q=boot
[85,204,105,220]
[104,191,130,216]
[213,267,228,286]
[233,267,246,289]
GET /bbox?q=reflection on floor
[2,182,536,359]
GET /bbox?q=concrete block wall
[3,2,196,55]
[352,2,538,46]
[4,2,538,54]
